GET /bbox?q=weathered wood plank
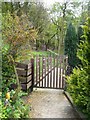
[19,76,27,83]
[21,81,32,90]
[27,81,32,89]
[17,69,32,77]
[17,69,27,76]
[15,62,28,69]
[27,69,32,76]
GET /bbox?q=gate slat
[39,57,40,87]
[49,56,51,87]
[56,56,58,88]
[53,56,55,88]
[57,56,59,88]
[59,56,62,88]
[44,57,46,87]
[50,57,52,88]
[47,56,49,87]
[36,56,38,85]
[42,56,43,87]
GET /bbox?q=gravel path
[24,88,81,119]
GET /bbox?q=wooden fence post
[31,58,34,92]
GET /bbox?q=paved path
[24,88,81,119]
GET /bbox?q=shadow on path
[24,88,81,119]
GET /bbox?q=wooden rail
[15,58,34,92]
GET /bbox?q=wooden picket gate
[16,55,68,92]
[34,55,68,89]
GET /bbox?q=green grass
[31,51,50,57]
[16,50,50,63]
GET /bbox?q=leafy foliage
[67,18,90,118]
[1,91,29,118]
[24,2,50,50]
[2,11,37,60]
[1,45,30,118]
[67,68,90,113]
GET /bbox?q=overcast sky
[38,0,88,8]
[39,0,68,8]
[42,0,64,7]
[3,0,89,8]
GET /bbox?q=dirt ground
[23,88,81,119]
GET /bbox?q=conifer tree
[64,22,78,69]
